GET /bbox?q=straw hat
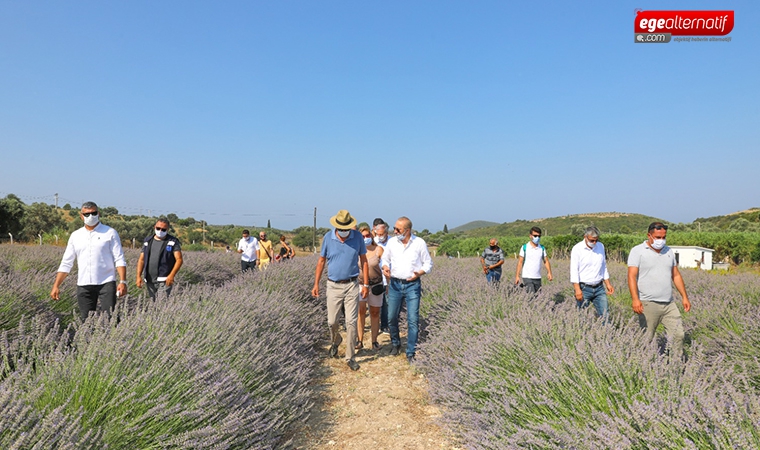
[330,209,357,229]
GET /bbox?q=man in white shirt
[381,216,433,363]
[237,229,259,272]
[514,227,553,293]
[570,226,615,319]
[50,201,127,321]
[372,218,391,334]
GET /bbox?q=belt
[328,276,358,284]
[580,281,603,288]
[391,277,420,284]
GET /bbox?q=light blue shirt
[320,229,367,281]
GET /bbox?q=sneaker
[347,360,360,371]
[328,344,339,358]
[390,345,401,356]
[380,328,390,335]
[407,354,416,364]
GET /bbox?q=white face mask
[396,232,406,242]
[155,229,167,239]
[586,239,596,249]
[337,229,350,238]
[375,233,387,243]
[651,238,666,250]
[83,214,99,227]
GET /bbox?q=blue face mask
[532,236,540,245]
[364,237,373,246]
[396,232,406,242]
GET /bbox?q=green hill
[462,212,664,237]
[450,220,500,233]
[693,208,760,231]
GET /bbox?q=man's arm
[116,266,127,297]
[166,251,183,286]
[514,256,524,285]
[311,256,326,297]
[672,266,691,312]
[543,256,553,282]
[570,249,582,300]
[136,252,145,288]
[480,256,488,274]
[359,254,369,299]
[628,266,643,314]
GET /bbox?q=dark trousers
[241,260,257,273]
[523,278,542,294]
[76,281,117,321]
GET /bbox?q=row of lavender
[418,258,760,449]
[0,246,324,449]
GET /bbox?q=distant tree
[293,229,314,251]
[267,219,271,228]
[22,202,65,240]
[569,223,587,236]
[100,206,119,217]
[62,203,71,210]
[0,194,26,237]
[166,213,179,223]
[443,224,448,234]
[728,218,755,232]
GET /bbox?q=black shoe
[390,345,401,356]
[328,344,339,358]
[347,360,360,371]
[407,354,416,363]
[372,341,380,350]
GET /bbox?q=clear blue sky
[2,1,758,231]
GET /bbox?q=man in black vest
[136,217,183,301]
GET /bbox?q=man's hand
[382,266,391,279]
[165,274,175,287]
[547,273,553,282]
[311,285,320,298]
[117,282,127,298]
[574,288,583,302]
[136,278,144,288]
[605,284,615,296]
[632,298,643,314]
[50,286,60,301]
[514,276,521,286]
[682,296,691,313]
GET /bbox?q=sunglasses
[587,238,598,243]
[394,227,405,233]
[649,225,669,231]
[82,212,98,217]
[155,227,168,232]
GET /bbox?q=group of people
[312,210,432,371]
[235,229,295,272]
[49,202,691,366]
[50,202,184,321]
[482,223,691,357]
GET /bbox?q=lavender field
[418,258,760,449]
[0,246,323,449]
[3,245,760,449]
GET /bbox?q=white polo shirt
[237,237,260,262]
[519,242,546,279]
[381,235,433,280]
[57,223,127,286]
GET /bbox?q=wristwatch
[119,280,127,285]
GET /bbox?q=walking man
[237,230,259,273]
[481,238,505,284]
[373,218,391,334]
[136,217,183,301]
[258,231,274,270]
[50,201,127,321]
[570,226,614,319]
[514,227,553,293]
[381,216,433,363]
[628,222,691,358]
[312,210,369,371]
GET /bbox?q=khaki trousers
[638,301,685,357]
[326,280,360,362]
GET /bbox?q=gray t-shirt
[627,241,676,303]
[481,247,505,272]
[147,239,164,282]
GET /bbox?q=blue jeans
[387,278,421,357]
[486,269,501,284]
[380,289,388,330]
[577,283,609,319]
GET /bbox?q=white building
[669,246,714,270]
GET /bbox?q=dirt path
[289,326,460,450]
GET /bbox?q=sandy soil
[288,325,460,450]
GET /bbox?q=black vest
[141,234,179,281]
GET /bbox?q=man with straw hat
[312,209,369,371]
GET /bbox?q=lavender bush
[0,250,325,449]
[419,257,760,449]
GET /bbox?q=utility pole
[54,193,59,208]
[313,207,317,253]
[202,221,206,244]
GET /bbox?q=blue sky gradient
[2,1,758,231]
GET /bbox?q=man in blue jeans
[570,226,615,319]
[381,216,433,363]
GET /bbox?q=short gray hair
[81,201,98,211]
[584,226,600,238]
